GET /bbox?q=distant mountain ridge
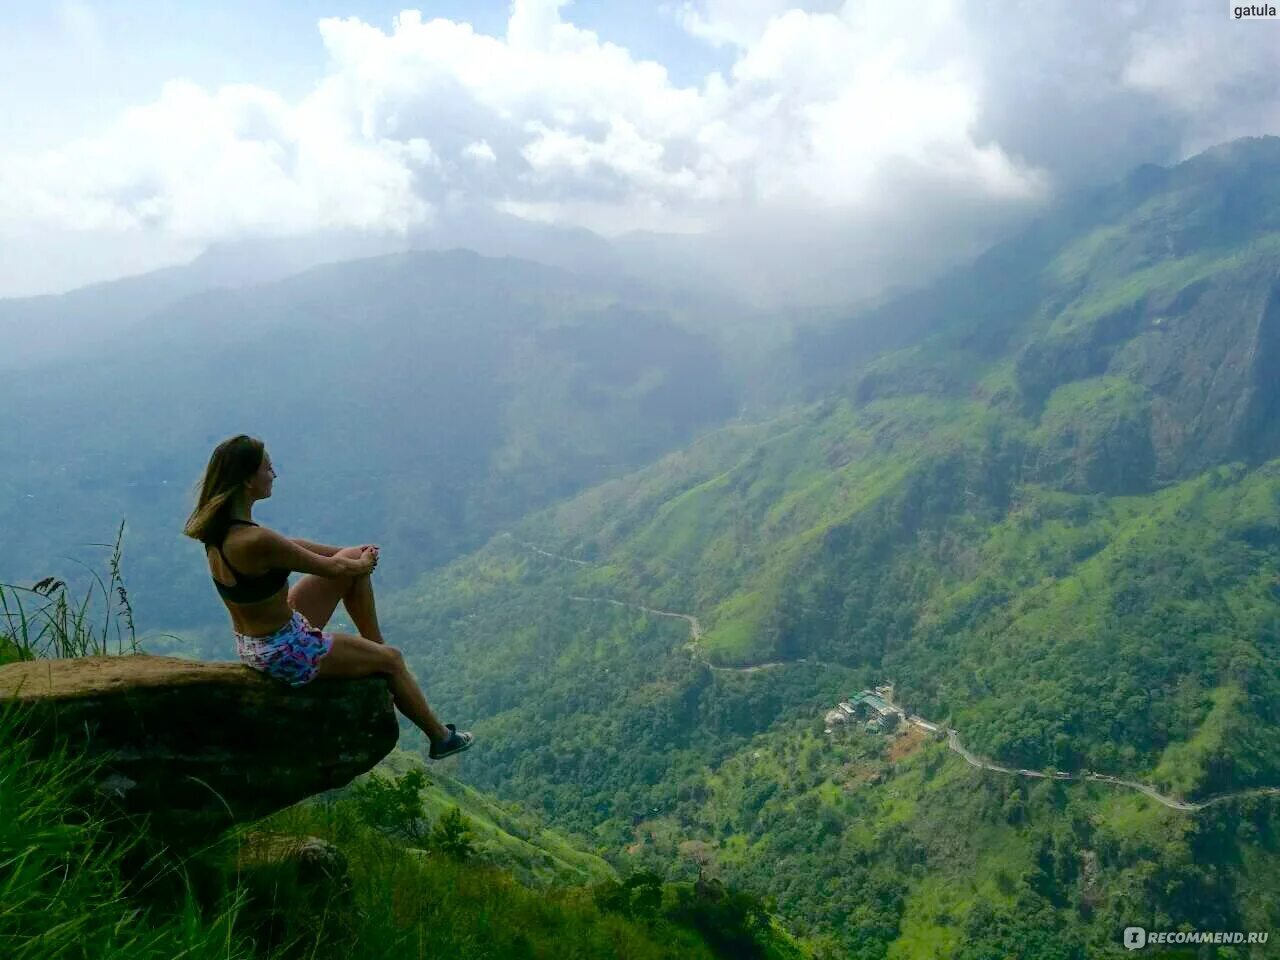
[0,205,745,373]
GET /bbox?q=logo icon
[1123,927,1147,950]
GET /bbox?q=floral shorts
[234,610,334,687]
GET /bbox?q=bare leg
[388,659,451,743]
[342,573,385,644]
[344,581,459,747]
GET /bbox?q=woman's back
[207,519,292,632]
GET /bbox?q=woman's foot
[429,723,474,760]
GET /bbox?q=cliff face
[1014,266,1280,492]
[1022,139,1280,485]
[0,655,399,842]
[1097,264,1280,483]
[793,137,1280,499]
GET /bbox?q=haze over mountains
[0,201,892,375]
[0,209,647,373]
[1,245,768,632]
[4,136,1280,956]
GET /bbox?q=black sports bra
[210,519,290,604]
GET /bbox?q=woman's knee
[332,546,367,583]
[367,642,403,676]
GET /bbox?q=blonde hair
[182,434,266,545]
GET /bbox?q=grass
[377,748,616,887]
[0,520,143,661]
[1032,375,1149,436]
[230,794,725,960]
[702,589,772,662]
[1051,231,1280,332]
[1043,222,1129,286]
[0,693,737,960]
[0,696,261,960]
[886,876,963,960]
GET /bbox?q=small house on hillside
[849,690,898,721]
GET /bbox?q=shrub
[430,806,476,862]
[350,767,431,844]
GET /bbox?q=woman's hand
[342,545,379,577]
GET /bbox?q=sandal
[429,723,475,760]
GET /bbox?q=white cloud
[676,0,802,49]
[0,2,1039,242]
[0,77,430,242]
[462,139,497,165]
[3,0,1279,299]
[1120,4,1280,154]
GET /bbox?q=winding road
[510,534,1280,813]
[940,727,1280,811]
[499,533,593,567]
[566,595,801,675]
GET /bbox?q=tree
[351,767,430,844]
[591,871,665,920]
[431,807,476,862]
[669,879,772,959]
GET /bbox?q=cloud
[3,1,1280,300]
[462,139,497,165]
[675,0,799,48]
[1120,2,1280,153]
[962,0,1280,189]
[0,77,431,242]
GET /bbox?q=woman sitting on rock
[183,433,473,760]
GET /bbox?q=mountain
[373,137,1280,956]
[0,229,423,372]
[792,136,1280,478]
[0,206,758,374]
[0,248,746,632]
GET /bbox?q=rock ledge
[0,654,399,841]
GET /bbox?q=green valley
[373,138,1280,957]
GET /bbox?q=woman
[183,434,473,760]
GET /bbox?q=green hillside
[375,746,617,887]
[0,694,808,960]
[377,139,1280,956]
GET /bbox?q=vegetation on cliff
[0,567,805,960]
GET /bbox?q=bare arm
[254,528,362,578]
[289,538,341,557]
